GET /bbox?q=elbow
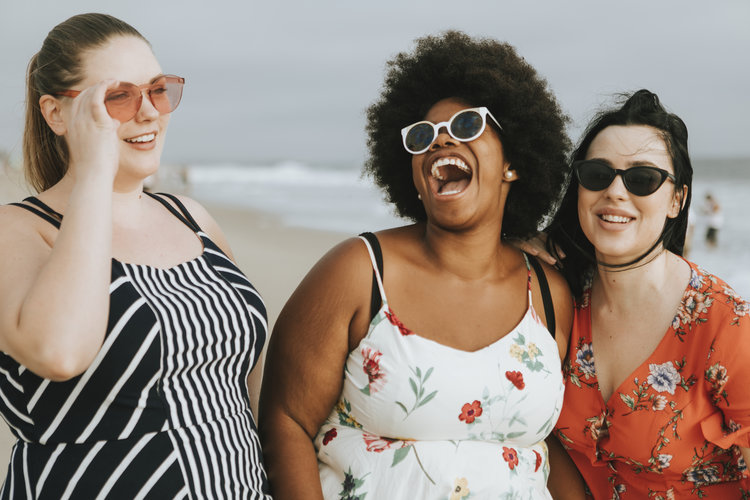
[6,329,102,382]
[36,355,94,382]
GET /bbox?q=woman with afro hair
[260,31,583,499]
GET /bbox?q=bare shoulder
[294,236,374,294]
[168,194,233,257]
[168,194,218,230]
[0,204,53,248]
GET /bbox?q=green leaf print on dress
[339,467,368,500]
[509,333,549,373]
[395,366,438,419]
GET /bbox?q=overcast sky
[1,1,748,167]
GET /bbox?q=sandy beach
[0,164,347,483]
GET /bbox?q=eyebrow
[587,157,664,169]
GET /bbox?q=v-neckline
[585,264,697,406]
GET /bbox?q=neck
[592,248,679,310]
[47,171,147,224]
[421,219,513,280]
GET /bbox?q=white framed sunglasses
[400,106,503,155]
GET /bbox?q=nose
[135,90,160,121]
[603,172,629,200]
[429,125,457,151]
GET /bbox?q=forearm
[546,434,586,499]
[12,174,113,379]
[261,415,325,500]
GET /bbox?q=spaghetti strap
[526,253,556,338]
[156,192,202,231]
[9,202,62,229]
[145,192,200,232]
[358,233,387,307]
[24,196,63,219]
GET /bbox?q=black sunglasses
[573,160,676,197]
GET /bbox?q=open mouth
[125,133,156,144]
[599,214,633,224]
[429,157,472,196]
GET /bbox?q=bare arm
[546,434,586,499]
[258,238,371,499]
[0,81,119,380]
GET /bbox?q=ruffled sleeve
[700,285,750,449]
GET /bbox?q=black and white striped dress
[1,193,271,499]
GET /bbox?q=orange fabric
[554,262,750,499]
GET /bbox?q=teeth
[430,157,470,179]
[126,133,155,143]
[600,214,631,223]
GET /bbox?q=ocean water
[184,158,750,298]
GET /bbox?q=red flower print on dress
[458,400,483,424]
[385,308,415,336]
[362,432,400,452]
[533,450,542,472]
[505,370,526,390]
[502,447,519,470]
[361,347,386,394]
[322,428,337,445]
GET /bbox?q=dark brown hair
[548,89,693,297]
[23,13,148,192]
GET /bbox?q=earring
[417,193,422,200]
[504,171,513,179]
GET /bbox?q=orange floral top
[553,261,750,499]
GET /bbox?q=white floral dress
[315,236,565,499]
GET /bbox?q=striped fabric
[0,193,271,499]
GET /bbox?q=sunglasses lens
[102,76,184,122]
[624,168,664,196]
[405,123,436,153]
[576,161,614,191]
[450,110,484,139]
[104,84,140,122]
[150,76,184,114]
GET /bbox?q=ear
[668,184,688,218]
[502,165,518,183]
[38,95,67,136]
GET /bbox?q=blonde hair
[23,13,148,192]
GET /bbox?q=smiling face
[410,98,514,230]
[74,35,169,185]
[578,125,684,265]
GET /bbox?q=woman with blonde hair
[0,13,270,498]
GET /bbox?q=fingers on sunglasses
[56,75,185,122]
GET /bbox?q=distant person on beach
[702,193,723,248]
[546,90,750,498]
[0,13,270,497]
[260,31,583,498]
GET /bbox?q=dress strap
[358,232,386,320]
[525,253,556,338]
[9,197,62,229]
[145,192,202,232]
[24,196,63,218]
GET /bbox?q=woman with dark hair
[0,13,270,498]
[260,31,581,499]
[548,89,750,498]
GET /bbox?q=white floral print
[646,361,681,394]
